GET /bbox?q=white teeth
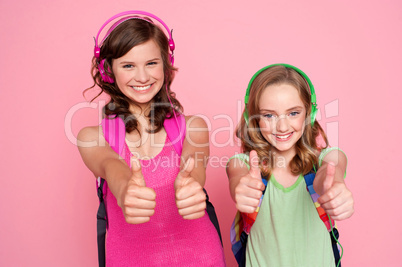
[132,85,151,91]
[275,133,292,139]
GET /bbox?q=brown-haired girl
[78,11,225,266]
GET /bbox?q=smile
[273,132,293,141]
[131,84,152,91]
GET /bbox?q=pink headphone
[94,11,175,83]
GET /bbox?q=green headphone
[244,63,318,127]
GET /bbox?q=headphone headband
[94,11,175,84]
[94,10,175,60]
[244,63,318,126]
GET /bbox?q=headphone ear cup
[169,54,174,66]
[310,105,317,126]
[98,59,114,83]
[243,110,249,126]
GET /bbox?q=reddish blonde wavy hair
[236,65,328,177]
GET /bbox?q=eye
[289,111,300,117]
[147,61,158,66]
[262,113,275,119]
[123,64,134,69]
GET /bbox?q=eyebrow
[146,58,162,62]
[259,106,304,112]
[119,58,161,64]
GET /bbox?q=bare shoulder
[227,157,249,176]
[77,125,123,178]
[184,115,209,146]
[184,115,208,129]
[76,125,110,159]
[320,148,347,166]
[77,125,103,147]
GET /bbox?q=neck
[129,101,152,116]
[270,147,296,170]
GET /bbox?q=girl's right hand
[119,157,157,224]
[234,150,265,214]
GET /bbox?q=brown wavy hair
[236,65,328,177]
[85,18,183,134]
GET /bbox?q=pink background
[1,0,401,266]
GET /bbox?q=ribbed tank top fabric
[104,136,225,266]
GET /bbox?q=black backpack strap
[330,228,341,267]
[97,178,107,267]
[203,188,223,246]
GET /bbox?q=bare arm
[180,115,210,186]
[77,126,156,224]
[174,115,210,219]
[77,126,131,203]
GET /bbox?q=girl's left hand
[174,157,206,220]
[317,163,354,221]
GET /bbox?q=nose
[275,115,289,133]
[134,67,150,83]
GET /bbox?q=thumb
[323,162,335,193]
[180,157,195,178]
[248,150,261,179]
[176,157,195,187]
[130,157,146,187]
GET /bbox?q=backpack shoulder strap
[305,172,342,267]
[304,172,335,231]
[101,116,126,156]
[96,178,106,267]
[163,113,186,156]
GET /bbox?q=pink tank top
[104,136,226,266]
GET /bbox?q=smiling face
[258,83,306,157]
[112,39,164,113]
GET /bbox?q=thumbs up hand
[317,162,354,221]
[119,157,156,224]
[322,162,336,194]
[234,150,265,214]
[175,157,207,220]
